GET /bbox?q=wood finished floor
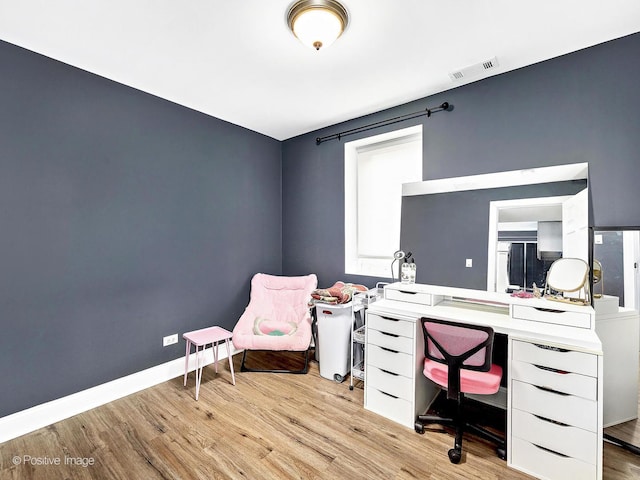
[1,351,639,479]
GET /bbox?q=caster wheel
[349,385,354,390]
[333,374,344,383]
[414,422,425,434]
[496,447,506,461]
[448,448,461,464]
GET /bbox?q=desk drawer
[512,380,597,432]
[368,328,413,354]
[367,344,413,378]
[385,288,439,306]
[368,314,414,338]
[512,340,597,377]
[511,360,597,400]
[511,436,596,480]
[512,409,597,465]
[512,304,592,329]
[367,365,413,401]
[365,385,413,428]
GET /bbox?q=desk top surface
[368,284,602,353]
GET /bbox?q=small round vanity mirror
[544,257,591,305]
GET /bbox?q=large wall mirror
[400,163,588,292]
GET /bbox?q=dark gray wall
[0,41,282,417]
[282,32,640,288]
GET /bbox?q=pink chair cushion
[423,359,503,395]
[232,273,317,351]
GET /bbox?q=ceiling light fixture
[287,0,349,51]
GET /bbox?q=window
[345,125,422,277]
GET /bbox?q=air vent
[449,56,499,82]
[483,59,496,69]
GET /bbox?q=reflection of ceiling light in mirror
[287,0,349,51]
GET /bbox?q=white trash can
[315,302,353,382]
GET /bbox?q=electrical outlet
[163,333,178,347]
[465,258,473,268]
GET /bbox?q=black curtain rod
[315,101,452,145]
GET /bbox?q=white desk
[365,283,603,480]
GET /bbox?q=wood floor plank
[2,352,639,479]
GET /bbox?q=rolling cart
[349,284,385,391]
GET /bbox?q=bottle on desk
[401,259,416,284]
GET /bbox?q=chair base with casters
[239,348,310,374]
[414,393,506,463]
[415,317,506,464]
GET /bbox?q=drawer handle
[380,390,399,399]
[533,307,565,314]
[379,368,399,376]
[398,290,417,295]
[533,343,570,353]
[381,331,400,338]
[534,364,569,375]
[381,316,400,322]
[532,443,569,458]
[380,346,399,354]
[534,385,569,396]
[533,414,569,427]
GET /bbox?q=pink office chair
[414,317,506,464]
[232,273,317,374]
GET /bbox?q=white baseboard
[0,345,241,444]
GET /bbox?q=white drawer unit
[367,344,414,378]
[367,313,415,338]
[511,436,596,480]
[512,380,597,432]
[511,360,597,400]
[385,288,441,306]
[367,328,413,354]
[511,409,597,465]
[510,339,600,480]
[365,386,414,427]
[364,310,435,429]
[512,340,597,377]
[367,365,413,401]
[512,305,592,329]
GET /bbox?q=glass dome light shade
[287,1,349,51]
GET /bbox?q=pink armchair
[232,273,317,373]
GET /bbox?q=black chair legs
[240,348,310,374]
[415,394,506,464]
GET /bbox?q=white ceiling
[1,1,639,141]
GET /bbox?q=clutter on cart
[309,281,368,305]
